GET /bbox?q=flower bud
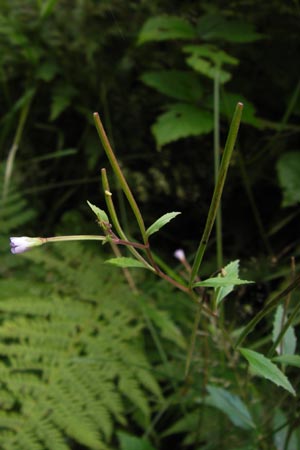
[10,237,44,254]
[174,248,186,263]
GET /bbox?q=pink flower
[10,237,44,254]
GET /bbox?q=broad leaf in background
[152,103,213,147]
[193,260,253,306]
[140,300,186,349]
[87,200,109,223]
[221,92,262,128]
[106,257,147,269]
[205,385,255,430]
[183,45,238,83]
[272,305,296,355]
[36,61,59,82]
[50,84,77,121]
[197,13,264,43]
[118,432,156,450]
[137,15,197,44]
[273,409,300,450]
[272,354,300,368]
[240,348,296,396]
[146,212,181,237]
[276,152,300,207]
[140,70,203,102]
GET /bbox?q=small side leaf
[146,212,181,237]
[240,348,296,396]
[272,354,300,368]
[87,200,109,223]
[205,385,255,430]
[193,260,253,306]
[193,277,253,288]
[105,257,148,269]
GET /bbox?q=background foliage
[1,0,300,449]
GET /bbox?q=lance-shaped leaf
[105,257,148,269]
[240,348,296,396]
[205,385,255,430]
[146,212,181,237]
[87,200,109,223]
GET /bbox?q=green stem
[2,90,34,200]
[101,168,154,271]
[94,113,148,244]
[189,102,243,287]
[45,235,107,243]
[185,302,202,378]
[214,66,223,268]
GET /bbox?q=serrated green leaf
[240,348,296,396]
[193,277,252,288]
[138,15,197,44]
[276,152,300,207]
[272,354,300,368]
[152,103,213,147]
[105,257,148,269]
[193,260,253,305]
[205,385,255,429]
[87,201,109,223]
[146,212,181,237]
[272,305,296,355]
[184,44,238,84]
[215,260,240,304]
[141,70,203,102]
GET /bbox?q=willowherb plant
[10,102,300,398]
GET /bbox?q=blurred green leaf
[118,431,156,450]
[50,85,77,121]
[138,15,197,44]
[221,92,262,128]
[146,212,181,237]
[272,354,300,368]
[141,70,203,102]
[36,61,59,82]
[197,13,264,43]
[106,257,147,269]
[205,385,255,430]
[40,0,60,18]
[273,409,300,450]
[152,103,213,147]
[184,44,238,83]
[240,348,296,396]
[276,152,300,207]
[272,305,296,355]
